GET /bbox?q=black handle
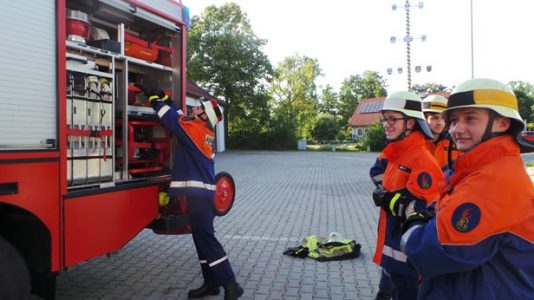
[0,182,18,196]
[66,56,87,64]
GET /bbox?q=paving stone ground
[54,151,387,299]
[51,151,534,299]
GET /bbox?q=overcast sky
[185,0,534,92]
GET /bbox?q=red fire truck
[0,1,235,299]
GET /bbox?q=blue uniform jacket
[153,102,216,199]
[401,136,534,299]
[369,155,388,188]
[373,132,445,278]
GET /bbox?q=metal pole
[470,0,474,78]
[405,0,412,90]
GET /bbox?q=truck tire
[0,237,31,299]
[214,172,235,216]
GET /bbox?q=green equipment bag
[283,235,361,261]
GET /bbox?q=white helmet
[446,78,524,135]
[201,99,223,129]
[382,91,433,139]
[422,95,448,114]
[327,232,344,243]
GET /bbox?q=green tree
[319,85,338,115]
[509,81,534,123]
[271,54,322,139]
[186,3,273,146]
[264,114,298,150]
[364,121,386,152]
[227,93,272,149]
[338,71,387,127]
[411,82,448,95]
[311,114,339,143]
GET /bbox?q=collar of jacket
[382,131,426,162]
[450,135,519,185]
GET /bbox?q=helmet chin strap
[386,119,412,143]
[447,134,454,171]
[480,110,507,143]
[195,111,207,120]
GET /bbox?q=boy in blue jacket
[147,90,243,300]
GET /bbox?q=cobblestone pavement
[55,151,383,300]
[524,153,534,181]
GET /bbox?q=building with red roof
[348,97,385,141]
[348,92,450,141]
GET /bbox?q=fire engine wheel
[0,237,31,299]
[214,172,235,216]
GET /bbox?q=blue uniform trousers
[388,271,418,300]
[187,195,235,286]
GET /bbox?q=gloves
[140,87,173,109]
[377,189,416,220]
[140,86,164,98]
[401,210,434,234]
[283,246,309,258]
[372,188,386,207]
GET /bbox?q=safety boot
[187,282,220,298]
[375,291,392,300]
[223,281,244,300]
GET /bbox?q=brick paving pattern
[55,151,384,299]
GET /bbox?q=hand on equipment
[140,86,164,99]
[139,86,173,109]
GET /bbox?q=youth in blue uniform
[147,90,243,300]
[372,91,446,300]
[369,156,392,300]
[401,78,534,299]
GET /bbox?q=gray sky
[185,0,534,92]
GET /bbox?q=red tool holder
[124,32,173,63]
[116,119,171,175]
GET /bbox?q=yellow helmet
[381,91,433,139]
[422,95,448,114]
[446,78,524,134]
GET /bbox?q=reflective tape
[208,256,228,267]
[170,180,216,191]
[448,90,517,110]
[389,193,401,216]
[400,225,421,253]
[382,245,407,263]
[158,105,171,118]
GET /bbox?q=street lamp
[390,0,425,90]
[470,0,474,78]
